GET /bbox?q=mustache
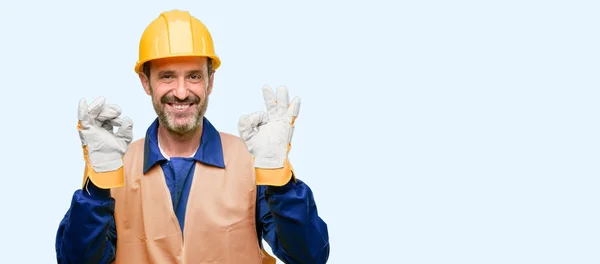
[160,95,200,104]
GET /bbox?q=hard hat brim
[134,54,221,74]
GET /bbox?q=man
[55,10,330,264]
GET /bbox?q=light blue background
[1,0,598,263]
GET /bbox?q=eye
[188,74,203,83]
[160,74,175,79]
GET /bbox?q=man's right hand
[77,96,133,189]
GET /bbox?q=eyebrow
[157,70,176,76]
[186,70,204,75]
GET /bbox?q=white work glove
[238,85,300,186]
[77,96,133,189]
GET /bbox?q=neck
[157,122,203,158]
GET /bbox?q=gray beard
[153,96,208,136]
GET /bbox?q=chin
[167,117,201,134]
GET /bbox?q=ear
[139,73,152,95]
[207,71,215,96]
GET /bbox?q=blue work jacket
[55,117,330,264]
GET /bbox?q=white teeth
[173,104,190,110]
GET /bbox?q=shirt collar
[143,117,226,174]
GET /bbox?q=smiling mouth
[168,103,194,111]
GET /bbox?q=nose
[172,78,189,100]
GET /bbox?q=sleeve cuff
[265,176,296,194]
[84,179,112,200]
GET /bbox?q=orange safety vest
[110,132,276,264]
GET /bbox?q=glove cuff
[80,145,125,189]
[82,164,125,189]
[255,159,296,186]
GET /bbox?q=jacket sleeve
[257,177,330,264]
[55,181,117,264]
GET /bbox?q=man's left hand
[238,85,301,186]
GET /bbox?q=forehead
[150,56,208,72]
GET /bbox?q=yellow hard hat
[134,10,221,74]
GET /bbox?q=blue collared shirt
[142,117,227,233]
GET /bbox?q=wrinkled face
[140,56,214,136]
